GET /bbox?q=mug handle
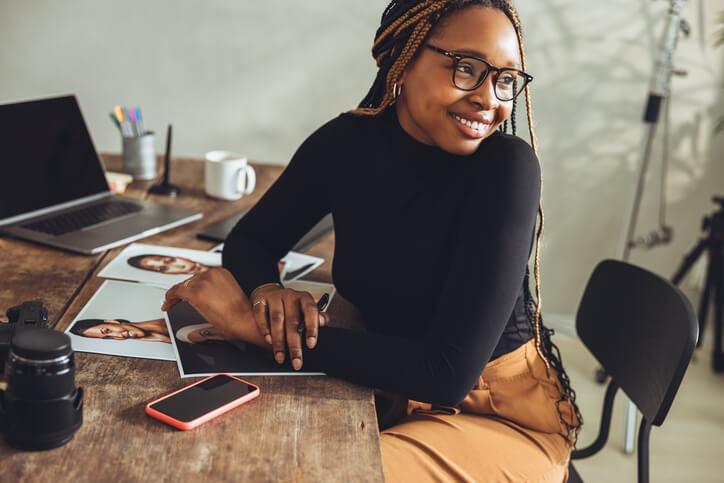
[236,164,256,195]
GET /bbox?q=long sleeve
[222,119,334,295]
[223,110,541,406]
[303,136,541,405]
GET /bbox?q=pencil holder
[122,132,157,180]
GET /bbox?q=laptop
[0,95,202,255]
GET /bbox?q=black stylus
[297,293,330,334]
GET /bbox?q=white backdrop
[2,0,723,319]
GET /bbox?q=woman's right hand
[250,284,329,370]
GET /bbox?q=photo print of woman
[127,254,209,275]
[65,280,176,361]
[70,318,170,343]
[166,299,325,377]
[165,280,333,376]
[98,243,222,288]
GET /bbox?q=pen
[115,105,134,138]
[134,107,144,135]
[297,292,330,334]
[317,292,330,312]
[127,108,138,137]
[109,112,121,131]
[113,106,129,137]
[114,105,124,123]
[122,106,134,137]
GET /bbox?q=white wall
[2,0,723,319]
[0,0,386,163]
[520,0,724,321]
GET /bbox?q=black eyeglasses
[424,44,533,102]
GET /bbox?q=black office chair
[567,259,698,483]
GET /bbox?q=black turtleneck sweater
[223,106,541,406]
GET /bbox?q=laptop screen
[0,95,109,222]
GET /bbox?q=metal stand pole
[617,0,687,454]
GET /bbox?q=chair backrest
[575,259,698,426]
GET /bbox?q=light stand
[616,0,689,454]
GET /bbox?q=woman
[163,1,582,480]
[69,318,170,343]
[175,323,227,344]
[127,254,208,275]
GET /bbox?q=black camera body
[0,301,83,450]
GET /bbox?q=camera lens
[1,327,83,450]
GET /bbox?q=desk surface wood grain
[0,155,383,483]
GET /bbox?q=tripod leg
[697,257,713,348]
[595,367,609,384]
[672,239,707,285]
[713,251,724,372]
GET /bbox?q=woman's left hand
[161,267,267,348]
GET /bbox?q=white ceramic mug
[204,151,256,200]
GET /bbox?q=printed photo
[280,252,324,282]
[66,280,176,361]
[166,280,335,377]
[209,244,323,282]
[98,243,221,288]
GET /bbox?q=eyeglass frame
[423,43,533,102]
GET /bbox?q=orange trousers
[377,339,579,482]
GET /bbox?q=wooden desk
[0,155,383,482]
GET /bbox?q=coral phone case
[145,374,260,430]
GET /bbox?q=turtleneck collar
[376,104,500,159]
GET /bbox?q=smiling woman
[163,1,581,481]
[127,254,208,275]
[69,318,171,344]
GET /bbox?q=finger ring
[183,278,194,289]
[253,299,267,308]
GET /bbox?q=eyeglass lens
[453,57,525,101]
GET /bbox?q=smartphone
[146,374,260,430]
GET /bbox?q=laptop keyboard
[21,200,143,236]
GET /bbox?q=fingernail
[307,336,317,349]
[275,352,284,364]
[265,334,272,345]
[318,314,325,326]
[292,358,302,370]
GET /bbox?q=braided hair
[347,0,583,446]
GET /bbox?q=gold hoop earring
[393,82,402,100]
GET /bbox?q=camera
[0,301,83,450]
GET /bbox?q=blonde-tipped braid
[504,2,548,372]
[372,0,437,53]
[505,3,582,444]
[352,1,448,116]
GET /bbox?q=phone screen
[149,375,257,423]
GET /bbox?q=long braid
[510,95,517,136]
[504,2,547,368]
[349,0,582,446]
[505,1,583,445]
[354,1,449,116]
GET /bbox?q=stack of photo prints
[65,242,333,376]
